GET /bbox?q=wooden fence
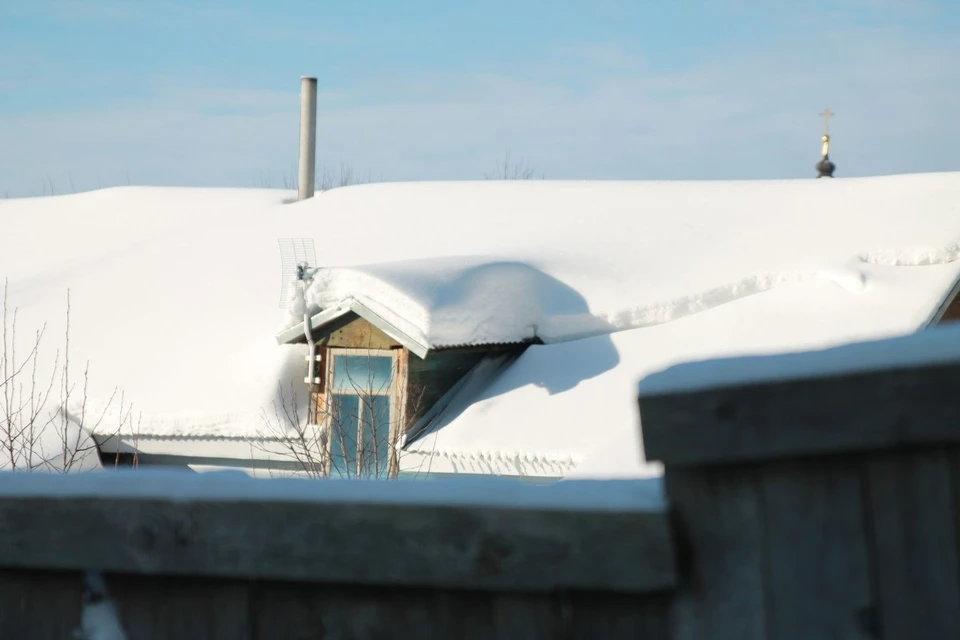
[0,473,674,639]
[1,332,958,639]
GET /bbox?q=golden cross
[819,109,834,136]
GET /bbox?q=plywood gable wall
[323,316,403,350]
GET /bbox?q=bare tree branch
[484,151,544,180]
[0,282,137,473]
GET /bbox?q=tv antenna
[278,238,317,307]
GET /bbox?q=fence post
[639,333,960,640]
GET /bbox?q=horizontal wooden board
[640,361,960,466]
[0,496,675,594]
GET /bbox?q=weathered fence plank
[110,574,251,640]
[566,591,672,640]
[864,449,960,639]
[0,486,672,594]
[641,358,960,467]
[0,569,82,639]
[664,466,767,640]
[251,585,670,640]
[252,583,504,640]
[0,568,675,639]
[758,459,873,640]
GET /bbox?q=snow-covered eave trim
[275,298,431,358]
[93,432,297,443]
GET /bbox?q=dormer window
[278,310,530,479]
[325,349,399,478]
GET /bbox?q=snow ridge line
[542,240,960,343]
[858,241,960,267]
[537,268,869,344]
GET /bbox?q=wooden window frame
[322,347,406,478]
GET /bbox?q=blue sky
[2,0,958,195]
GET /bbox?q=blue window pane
[330,394,358,478]
[331,355,393,394]
[359,395,391,478]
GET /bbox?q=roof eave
[349,299,431,359]
[275,299,431,359]
[274,305,351,345]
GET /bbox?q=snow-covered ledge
[640,322,960,466]
[0,469,671,594]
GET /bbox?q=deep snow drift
[2,174,959,476]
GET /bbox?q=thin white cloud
[41,0,357,45]
[50,0,245,26]
[845,0,935,13]
[553,42,646,71]
[2,24,957,196]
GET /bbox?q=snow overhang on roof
[273,257,613,357]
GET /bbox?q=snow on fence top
[0,469,673,595]
[0,467,666,512]
[638,320,960,397]
[2,175,960,476]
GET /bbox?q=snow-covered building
[1,173,959,479]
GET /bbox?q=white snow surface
[78,571,128,640]
[639,319,960,397]
[80,601,127,640]
[284,175,960,351]
[0,468,666,512]
[2,175,960,477]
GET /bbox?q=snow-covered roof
[2,174,959,477]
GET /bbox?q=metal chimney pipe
[298,77,318,200]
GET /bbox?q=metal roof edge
[344,298,431,358]
[274,299,430,358]
[275,306,351,345]
[93,432,296,443]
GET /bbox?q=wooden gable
[321,315,403,350]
